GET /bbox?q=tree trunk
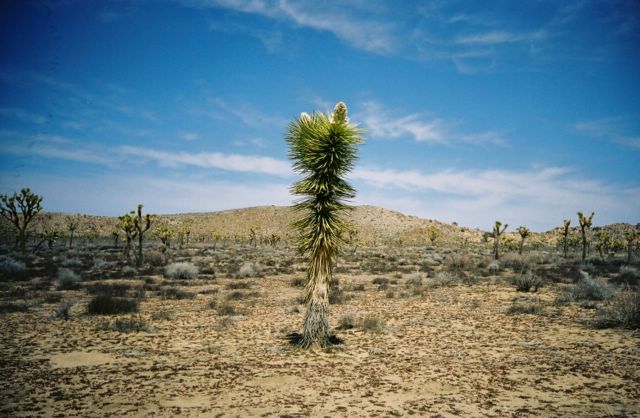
[563,236,568,258]
[137,233,144,267]
[300,250,332,348]
[18,229,26,254]
[494,237,500,260]
[518,239,524,255]
[581,229,587,261]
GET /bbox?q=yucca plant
[624,230,637,263]
[0,188,43,254]
[517,226,530,255]
[561,219,571,258]
[285,102,363,348]
[577,211,594,261]
[492,221,508,260]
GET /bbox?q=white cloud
[0,107,48,124]
[455,30,547,45]
[180,132,200,141]
[574,116,640,150]
[118,146,292,177]
[206,96,286,128]
[358,101,506,145]
[196,0,396,54]
[351,165,640,230]
[359,101,448,143]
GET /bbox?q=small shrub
[506,303,544,315]
[226,282,251,290]
[617,265,640,285]
[98,316,152,333]
[44,292,64,304]
[61,258,83,268]
[350,283,366,292]
[433,271,456,287]
[0,302,29,313]
[217,302,237,316]
[146,251,166,267]
[290,277,305,287]
[361,316,385,333]
[161,287,196,300]
[85,283,132,297]
[487,260,501,274]
[237,262,261,278]
[57,268,81,290]
[512,274,543,292]
[406,274,423,287]
[151,309,174,320]
[87,295,139,315]
[55,299,76,320]
[571,275,615,301]
[164,262,199,279]
[121,265,137,277]
[329,285,349,304]
[594,287,640,329]
[0,255,27,277]
[337,313,357,330]
[385,290,395,299]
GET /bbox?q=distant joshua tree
[286,102,363,348]
[66,215,79,249]
[492,221,508,260]
[119,204,153,266]
[517,226,530,255]
[0,188,43,254]
[561,219,571,258]
[624,230,637,264]
[577,211,594,261]
[427,227,440,246]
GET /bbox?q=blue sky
[0,0,639,231]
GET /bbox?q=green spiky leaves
[286,102,363,256]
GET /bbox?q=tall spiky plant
[577,211,594,261]
[0,188,43,254]
[561,219,571,258]
[517,226,530,255]
[286,102,363,348]
[492,221,508,260]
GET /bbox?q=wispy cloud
[0,107,48,125]
[195,0,396,54]
[359,101,448,143]
[205,96,286,128]
[574,116,640,150]
[455,30,547,45]
[358,101,505,145]
[119,145,292,176]
[351,165,640,230]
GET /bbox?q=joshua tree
[624,231,637,263]
[66,215,79,249]
[111,229,120,248]
[285,101,363,348]
[517,226,530,255]
[119,213,137,261]
[155,225,174,250]
[133,204,153,267]
[0,188,43,254]
[594,230,613,259]
[492,221,508,260]
[577,211,594,261]
[561,219,571,258]
[427,227,440,246]
[248,227,258,247]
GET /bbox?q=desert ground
[1,206,639,417]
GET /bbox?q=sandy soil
[2,265,639,418]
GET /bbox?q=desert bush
[85,283,132,297]
[329,285,349,304]
[0,255,27,276]
[487,260,501,274]
[385,290,395,298]
[57,268,81,290]
[512,274,543,292]
[501,253,530,274]
[164,262,199,279]
[87,295,139,315]
[97,315,152,333]
[372,277,389,286]
[237,262,262,278]
[55,299,76,320]
[226,282,251,290]
[595,287,640,329]
[60,257,83,268]
[361,316,385,333]
[571,275,615,301]
[337,313,357,330]
[146,250,166,267]
[290,277,305,287]
[432,271,456,287]
[349,283,366,292]
[160,287,196,300]
[0,301,29,313]
[617,265,640,284]
[406,273,423,287]
[121,265,137,277]
[43,292,64,304]
[216,302,238,316]
[446,254,471,271]
[151,309,174,320]
[506,303,544,315]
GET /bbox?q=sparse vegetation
[87,295,139,315]
[164,262,199,279]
